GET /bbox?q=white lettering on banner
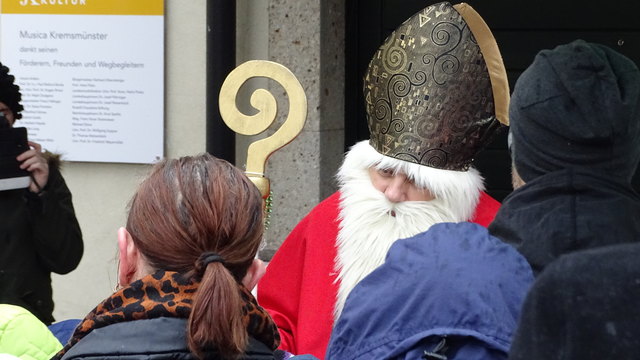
[20,0,87,6]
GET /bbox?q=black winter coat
[0,159,83,324]
[509,242,640,359]
[60,317,276,360]
[489,169,640,275]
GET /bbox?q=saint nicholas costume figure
[258,2,510,358]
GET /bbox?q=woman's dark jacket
[53,270,284,360]
[0,158,83,324]
[60,317,276,360]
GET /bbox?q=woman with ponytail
[52,154,284,360]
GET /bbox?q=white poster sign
[0,0,164,163]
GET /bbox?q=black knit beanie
[509,40,640,182]
[0,62,23,121]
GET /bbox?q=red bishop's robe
[257,191,500,359]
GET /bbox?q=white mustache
[363,189,459,226]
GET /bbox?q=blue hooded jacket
[326,222,534,360]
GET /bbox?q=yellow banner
[2,0,163,15]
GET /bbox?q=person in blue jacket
[326,222,533,360]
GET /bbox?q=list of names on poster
[0,0,164,163]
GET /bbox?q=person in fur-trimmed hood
[0,62,83,325]
[257,2,511,358]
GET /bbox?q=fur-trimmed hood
[43,151,62,171]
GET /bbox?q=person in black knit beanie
[488,40,640,359]
[0,62,83,325]
[490,39,640,274]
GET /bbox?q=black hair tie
[195,252,225,275]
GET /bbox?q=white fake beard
[333,173,466,321]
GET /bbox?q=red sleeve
[257,215,308,354]
[469,191,501,227]
[257,192,341,359]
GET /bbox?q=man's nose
[384,176,408,203]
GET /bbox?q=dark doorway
[346,0,640,200]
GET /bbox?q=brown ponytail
[125,154,264,359]
[188,261,247,359]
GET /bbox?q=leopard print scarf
[52,270,280,359]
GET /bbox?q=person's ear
[511,163,526,190]
[117,227,140,287]
[242,259,267,291]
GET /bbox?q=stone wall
[237,0,346,259]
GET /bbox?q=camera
[0,115,30,190]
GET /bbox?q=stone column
[255,0,345,259]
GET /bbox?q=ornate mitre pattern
[364,1,509,171]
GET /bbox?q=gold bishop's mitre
[364,1,510,171]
